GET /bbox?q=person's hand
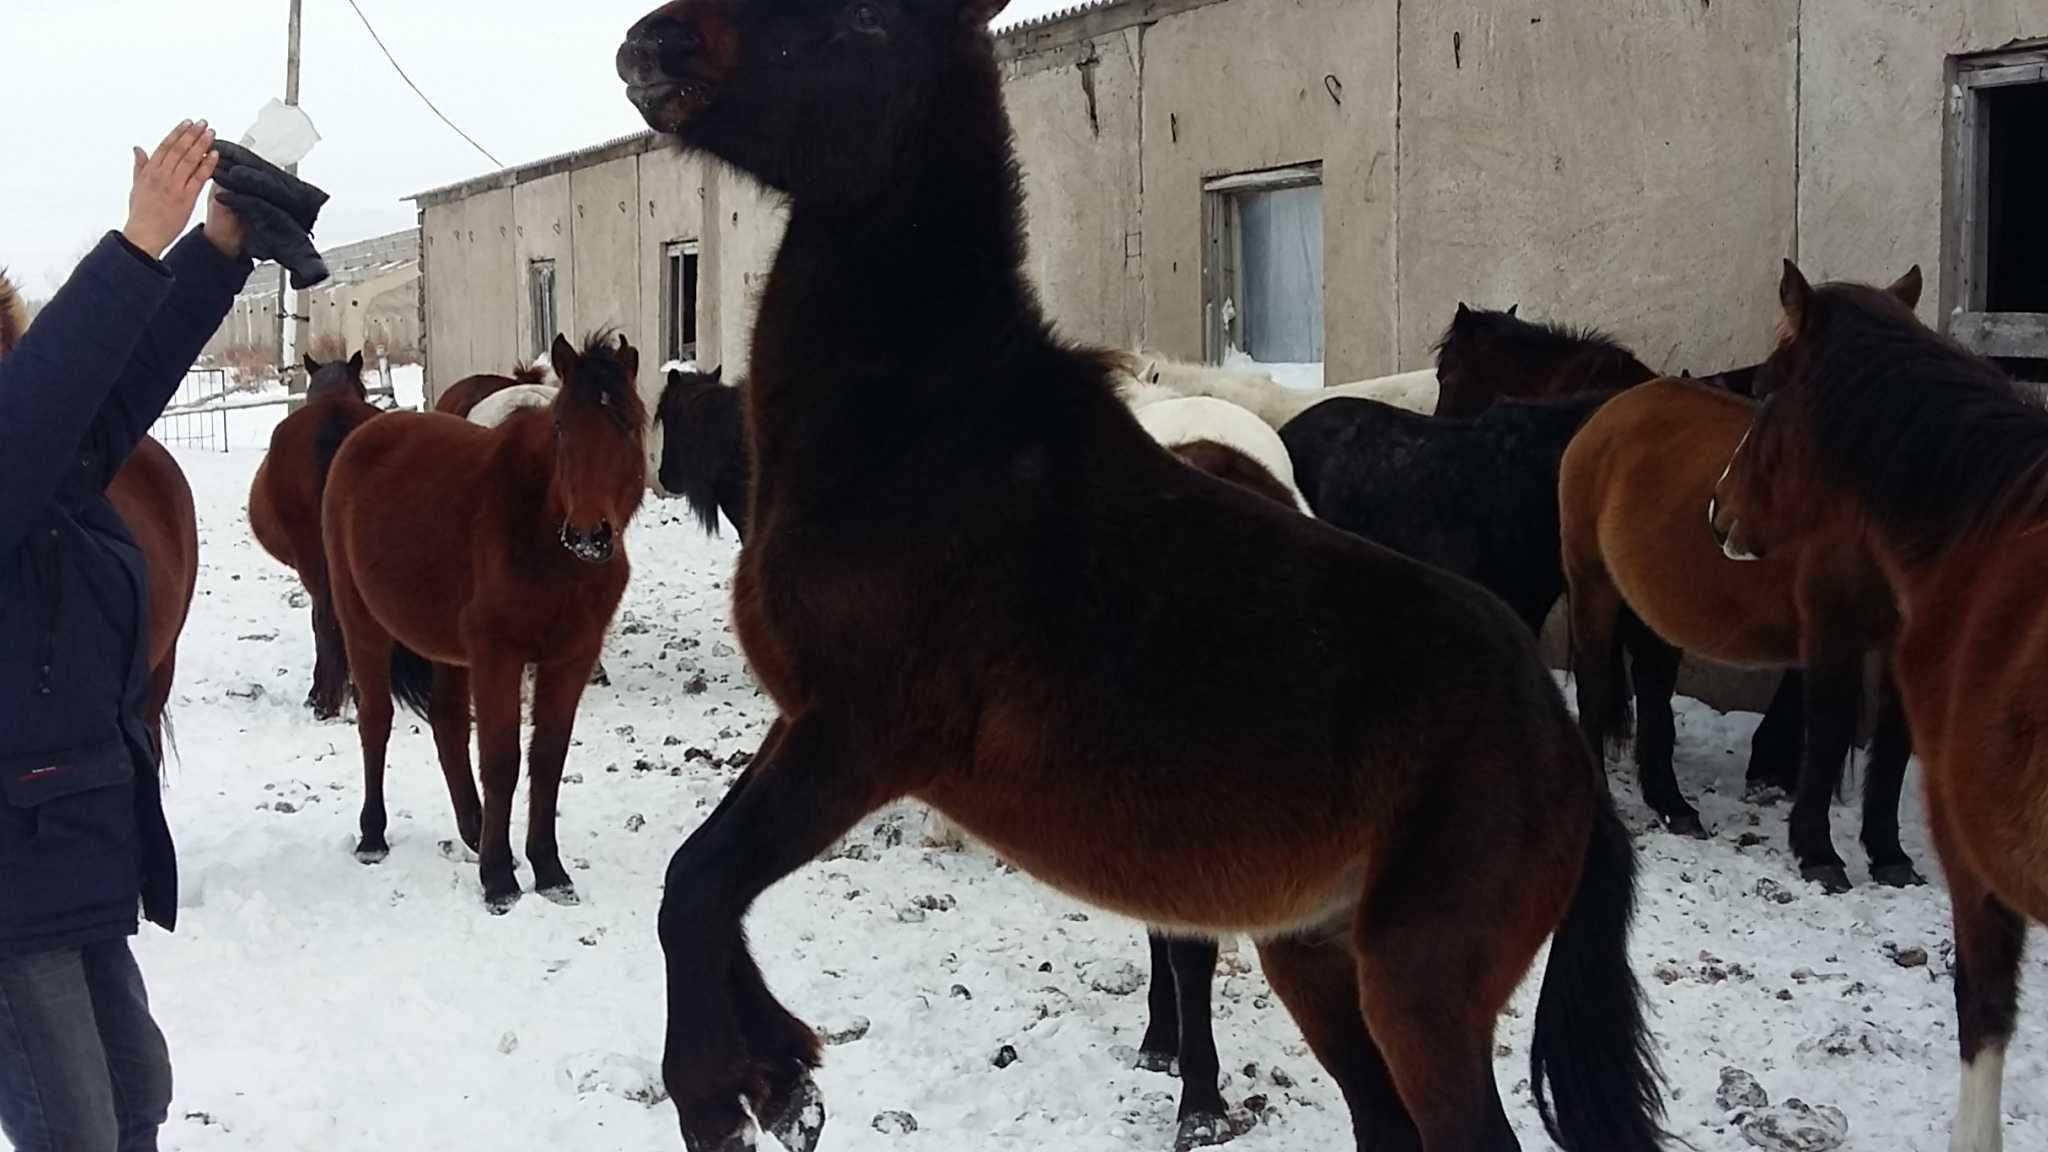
[122,121,219,259]
[204,189,247,260]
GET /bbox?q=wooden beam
[1950,312,2048,359]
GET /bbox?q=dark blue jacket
[0,228,250,955]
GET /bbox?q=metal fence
[150,368,233,453]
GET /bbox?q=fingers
[165,122,216,187]
[133,147,148,179]
[153,119,193,158]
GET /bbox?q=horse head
[303,351,368,402]
[548,332,647,563]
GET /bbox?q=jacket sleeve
[0,232,173,556]
[89,226,255,476]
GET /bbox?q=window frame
[527,259,558,362]
[1201,163,1325,366]
[661,239,701,365]
[1943,44,2048,359]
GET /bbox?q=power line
[338,0,505,169]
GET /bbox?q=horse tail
[389,644,436,719]
[0,267,27,358]
[1530,790,1667,1152]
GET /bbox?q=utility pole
[276,0,306,390]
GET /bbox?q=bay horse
[433,360,550,418]
[248,352,380,718]
[1709,261,2042,1152]
[1280,391,1615,635]
[1433,309,1818,848]
[619,5,1665,1152]
[653,364,750,537]
[324,332,646,910]
[1560,359,1919,890]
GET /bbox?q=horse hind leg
[1788,643,1860,893]
[341,621,396,864]
[1254,932,1416,1150]
[1137,933,1181,1073]
[1620,614,1701,837]
[307,590,351,721]
[1746,670,1804,799]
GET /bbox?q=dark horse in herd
[619,5,1662,1152]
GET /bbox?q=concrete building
[206,229,423,369]
[409,0,2048,404]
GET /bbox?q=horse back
[109,437,198,671]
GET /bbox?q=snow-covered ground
[142,444,2048,1151]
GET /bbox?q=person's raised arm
[0,122,217,553]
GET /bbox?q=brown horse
[433,362,548,418]
[1559,356,1920,891]
[1709,261,2043,1152]
[249,353,381,718]
[324,332,646,911]
[619,4,1665,1152]
[108,438,199,763]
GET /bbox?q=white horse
[1111,349,1440,427]
[464,382,559,429]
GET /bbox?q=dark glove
[211,140,331,289]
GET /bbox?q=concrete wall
[570,157,644,342]
[1140,0,1398,381]
[1003,27,1146,350]
[421,187,518,398]
[1799,0,2048,325]
[513,172,574,366]
[712,171,789,380]
[1398,0,1798,375]
[637,146,709,381]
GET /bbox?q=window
[1203,164,1325,366]
[662,240,700,365]
[528,259,558,361]
[1945,46,2048,376]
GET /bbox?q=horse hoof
[758,1070,826,1152]
[1175,1109,1255,1151]
[683,1124,761,1152]
[1801,864,1853,894]
[355,843,390,865]
[1132,1049,1177,1075]
[538,882,581,907]
[437,839,481,863]
[1663,812,1708,839]
[1743,781,1790,805]
[1871,862,1928,889]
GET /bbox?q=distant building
[206,228,422,368]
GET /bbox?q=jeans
[0,941,170,1152]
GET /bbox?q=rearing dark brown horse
[618,4,1665,1151]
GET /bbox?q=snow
[142,444,2048,1151]
[1222,349,1323,393]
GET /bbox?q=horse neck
[496,410,570,528]
[747,85,1040,462]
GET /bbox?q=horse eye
[851,3,882,32]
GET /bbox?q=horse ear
[550,333,578,380]
[303,353,321,373]
[955,0,1009,27]
[615,335,640,381]
[347,351,364,374]
[708,364,724,382]
[1506,304,1518,318]
[1779,260,1815,330]
[1455,302,1471,320]
[1888,265,1924,310]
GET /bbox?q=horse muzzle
[1707,497,1760,562]
[619,5,720,132]
[561,520,616,564]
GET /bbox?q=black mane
[1438,310,1657,388]
[1781,284,2047,563]
[565,329,646,433]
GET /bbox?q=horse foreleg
[429,662,480,853]
[1860,668,1924,887]
[470,654,526,912]
[1137,933,1180,1072]
[1944,857,2025,1152]
[528,651,600,902]
[1789,641,1860,893]
[1564,570,1627,784]
[1167,935,1240,1151]
[659,712,878,1152]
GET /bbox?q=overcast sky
[1,0,1086,297]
